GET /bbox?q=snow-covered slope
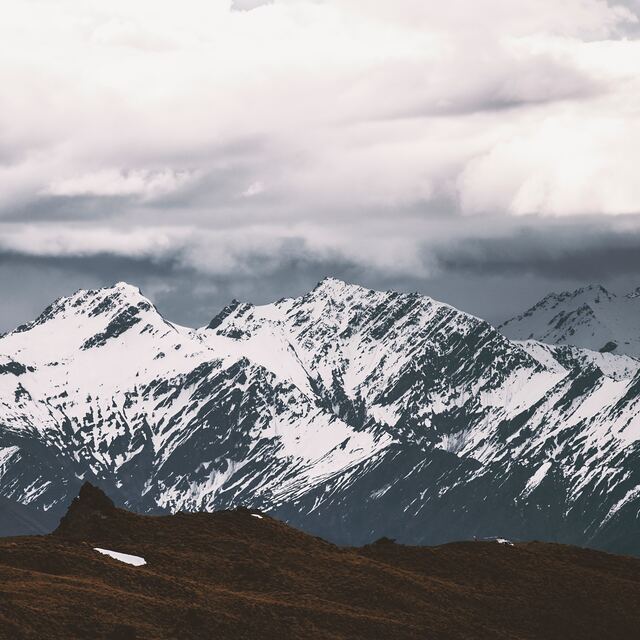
[2,279,640,554]
[499,285,640,356]
[0,281,388,516]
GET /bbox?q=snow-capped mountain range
[500,284,640,356]
[2,279,640,554]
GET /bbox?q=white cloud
[459,114,640,216]
[0,0,639,278]
[0,224,191,259]
[242,181,265,197]
[44,169,198,200]
[231,0,273,11]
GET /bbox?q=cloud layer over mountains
[1,0,640,329]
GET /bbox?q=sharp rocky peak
[14,282,158,332]
[206,278,471,344]
[504,285,616,324]
[570,284,615,301]
[207,279,396,331]
[54,482,117,537]
[550,284,614,305]
[312,277,357,294]
[74,481,116,511]
[309,277,386,302]
[71,282,151,312]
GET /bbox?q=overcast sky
[2,0,640,331]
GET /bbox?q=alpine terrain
[2,279,640,555]
[3,482,640,640]
[500,284,640,356]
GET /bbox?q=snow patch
[94,548,146,566]
[522,461,552,497]
[496,538,514,546]
[0,445,19,469]
[603,486,640,524]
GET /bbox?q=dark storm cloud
[0,250,180,281]
[433,221,640,280]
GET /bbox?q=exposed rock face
[2,279,640,554]
[54,482,119,540]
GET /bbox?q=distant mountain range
[500,284,640,356]
[2,279,640,555]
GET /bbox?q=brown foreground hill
[2,483,640,640]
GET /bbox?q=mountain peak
[313,276,350,291]
[8,281,162,343]
[311,277,374,301]
[570,284,614,302]
[91,282,148,306]
[109,281,146,298]
[76,481,116,511]
[54,482,117,538]
[535,284,614,309]
[500,283,640,355]
[18,282,149,325]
